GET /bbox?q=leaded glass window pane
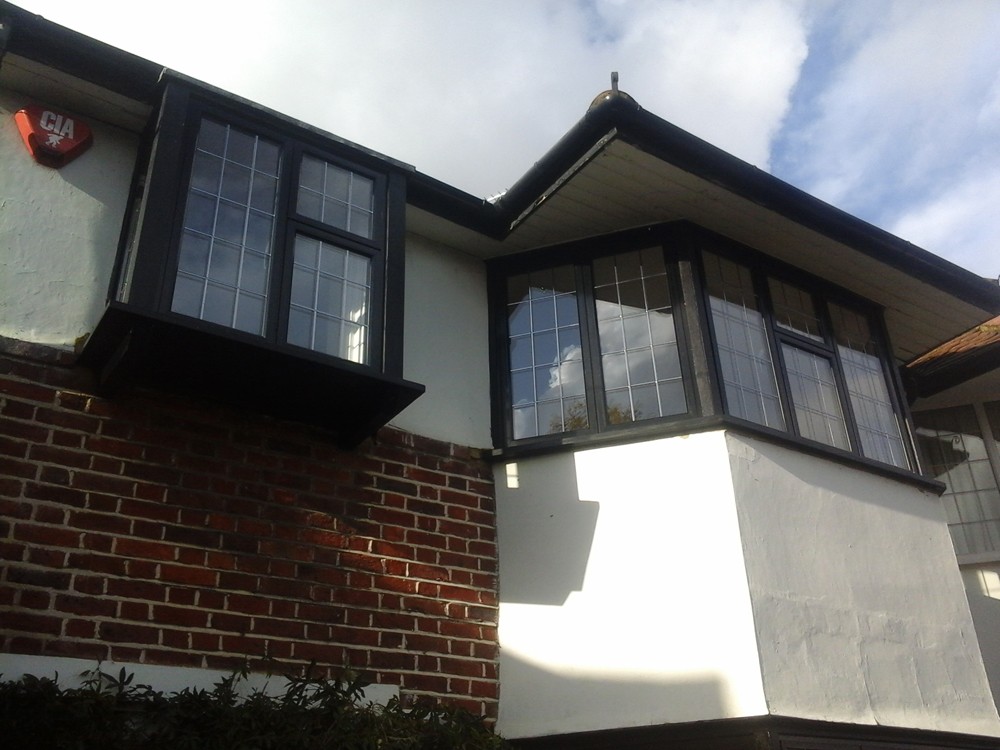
[171,118,278,336]
[830,303,909,469]
[507,266,585,439]
[703,251,785,430]
[287,235,371,364]
[768,278,823,341]
[915,406,1000,556]
[782,345,850,450]
[594,248,686,424]
[297,155,374,239]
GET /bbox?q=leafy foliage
[0,666,508,750]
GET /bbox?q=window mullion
[870,309,920,471]
[664,249,695,417]
[755,270,796,435]
[577,262,606,433]
[819,299,864,454]
[267,141,299,344]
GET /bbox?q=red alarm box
[15,105,94,168]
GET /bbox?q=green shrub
[0,666,508,750]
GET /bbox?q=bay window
[82,79,422,446]
[492,224,916,475]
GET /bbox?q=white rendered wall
[727,433,1000,735]
[393,234,491,449]
[0,90,138,348]
[494,432,767,739]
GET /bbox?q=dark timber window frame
[80,78,423,447]
[491,223,922,481]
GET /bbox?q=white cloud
[891,169,1000,281]
[773,0,1000,275]
[20,0,995,277]
[18,0,807,194]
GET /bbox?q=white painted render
[0,90,138,348]
[494,429,1000,739]
[393,233,492,448]
[494,432,767,739]
[727,432,1000,735]
[0,653,398,705]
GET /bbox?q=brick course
[0,345,499,717]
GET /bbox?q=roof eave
[1,2,163,102]
[412,90,1000,314]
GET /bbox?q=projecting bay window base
[78,303,424,449]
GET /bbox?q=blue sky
[15,0,1000,279]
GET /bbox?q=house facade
[3,3,1000,748]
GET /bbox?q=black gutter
[0,1,162,102]
[407,168,504,236]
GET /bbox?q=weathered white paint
[0,90,138,348]
[494,432,767,739]
[0,653,398,704]
[393,233,491,448]
[727,432,1000,735]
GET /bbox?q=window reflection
[287,236,371,364]
[172,118,278,335]
[830,303,909,468]
[594,248,685,424]
[504,247,691,442]
[703,252,785,430]
[507,266,585,439]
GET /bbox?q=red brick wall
[0,343,499,717]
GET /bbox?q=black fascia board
[407,169,505,236]
[0,1,163,102]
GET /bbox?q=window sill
[78,302,425,448]
[492,414,945,494]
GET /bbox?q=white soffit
[0,54,151,132]
[504,139,994,362]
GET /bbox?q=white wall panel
[728,433,1000,736]
[393,234,492,448]
[495,432,766,738]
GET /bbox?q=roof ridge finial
[587,72,638,112]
